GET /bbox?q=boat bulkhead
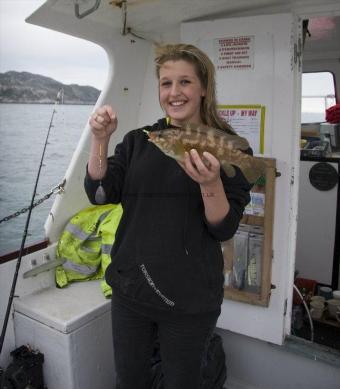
[1,1,340,388]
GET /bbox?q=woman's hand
[89,105,118,140]
[180,149,221,187]
[180,149,230,225]
[87,105,117,180]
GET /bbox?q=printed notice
[217,105,265,154]
[214,36,254,71]
[245,192,265,216]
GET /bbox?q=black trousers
[111,295,220,389]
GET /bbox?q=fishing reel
[0,345,45,389]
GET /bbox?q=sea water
[0,103,94,255]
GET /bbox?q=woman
[85,44,251,389]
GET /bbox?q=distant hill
[0,71,100,105]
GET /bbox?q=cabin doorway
[292,15,340,350]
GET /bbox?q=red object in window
[326,103,340,124]
[293,277,317,305]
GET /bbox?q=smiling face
[159,60,206,127]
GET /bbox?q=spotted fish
[144,122,266,184]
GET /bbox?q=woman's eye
[161,81,171,87]
[180,80,190,85]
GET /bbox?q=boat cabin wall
[2,0,340,383]
[24,1,168,242]
[45,36,161,243]
[45,10,297,346]
[25,0,340,348]
[44,17,183,242]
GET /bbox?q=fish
[144,122,266,184]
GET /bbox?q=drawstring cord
[183,178,190,256]
[154,117,189,255]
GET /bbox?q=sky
[0,0,108,90]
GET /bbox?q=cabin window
[301,71,336,123]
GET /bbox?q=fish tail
[242,157,267,184]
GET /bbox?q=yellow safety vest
[55,203,123,297]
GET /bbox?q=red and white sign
[214,36,254,71]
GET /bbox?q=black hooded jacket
[84,118,252,314]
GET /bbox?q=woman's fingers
[202,151,220,172]
[183,151,200,177]
[89,105,118,139]
[181,150,221,185]
[105,105,117,121]
[97,105,114,122]
[189,149,208,173]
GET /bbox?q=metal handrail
[301,94,335,98]
[74,0,101,19]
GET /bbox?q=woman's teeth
[171,101,185,106]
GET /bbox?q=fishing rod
[0,90,63,357]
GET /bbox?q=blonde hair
[154,43,235,134]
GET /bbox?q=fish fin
[240,157,267,184]
[185,122,250,151]
[221,163,236,178]
[231,136,250,151]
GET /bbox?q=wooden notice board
[222,157,276,307]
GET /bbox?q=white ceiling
[31,0,340,57]
[58,1,314,33]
